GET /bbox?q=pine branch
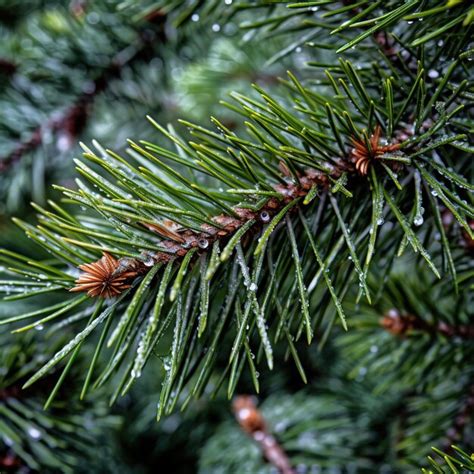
[0,59,471,412]
[1,1,472,470]
[338,257,473,402]
[220,0,473,64]
[69,157,349,298]
[0,0,472,419]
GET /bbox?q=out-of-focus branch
[381,309,474,339]
[0,10,166,174]
[232,395,295,474]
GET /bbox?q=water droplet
[191,13,199,22]
[27,427,42,440]
[57,134,72,152]
[131,368,141,378]
[87,12,100,24]
[413,215,424,226]
[198,238,209,249]
[211,23,220,32]
[260,211,270,222]
[141,253,155,267]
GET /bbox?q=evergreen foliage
[0,331,119,472]
[0,0,472,472]
[422,446,474,474]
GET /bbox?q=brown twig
[71,162,348,294]
[381,309,474,339]
[233,395,296,474]
[70,124,412,296]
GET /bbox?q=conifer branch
[70,162,346,296]
[0,0,472,422]
[69,121,413,298]
[1,60,471,408]
[1,1,472,470]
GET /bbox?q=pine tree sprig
[0,2,472,419]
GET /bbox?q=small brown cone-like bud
[380,309,418,336]
[70,252,138,298]
[232,396,266,434]
[350,125,400,176]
